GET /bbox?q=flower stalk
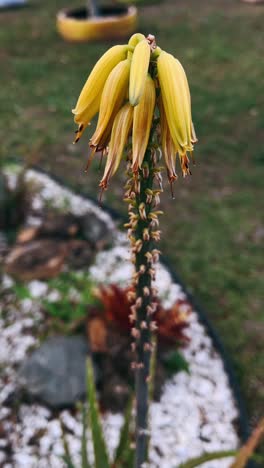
[125,129,162,466]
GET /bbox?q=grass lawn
[1,0,263,444]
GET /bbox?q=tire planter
[56,5,137,42]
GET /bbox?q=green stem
[125,120,161,467]
[134,148,154,467]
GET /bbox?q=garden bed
[0,168,243,467]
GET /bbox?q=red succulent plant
[87,284,190,352]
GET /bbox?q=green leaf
[178,450,236,468]
[81,404,91,468]
[13,283,31,300]
[163,350,189,374]
[115,443,134,468]
[62,456,76,468]
[114,396,134,467]
[86,358,110,468]
[60,419,76,468]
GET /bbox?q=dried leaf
[230,417,264,468]
[87,317,108,352]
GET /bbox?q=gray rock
[79,213,113,249]
[18,336,93,408]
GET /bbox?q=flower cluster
[73,33,197,191]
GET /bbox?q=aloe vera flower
[73,33,197,192]
[72,33,197,468]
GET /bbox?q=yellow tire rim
[56,6,138,42]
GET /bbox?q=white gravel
[0,170,240,467]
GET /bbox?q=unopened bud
[142,163,150,179]
[131,342,136,352]
[151,287,158,296]
[151,301,158,313]
[150,321,158,331]
[129,212,139,222]
[153,193,160,206]
[134,178,141,194]
[130,304,137,317]
[152,249,161,263]
[143,286,150,296]
[151,230,161,241]
[143,228,150,241]
[150,218,160,228]
[151,150,157,165]
[135,239,143,252]
[127,290,136,303]
[139,202,147,220]
[132,271,140,284]
[147,304,155,316]
[155,171,163,190]
[131,328,140,339]
[129,313,136,323]
[144,342,153,352]
[145,251,153,263]
[145,188,153,204]
[148,268,156,280]
[140,321,148,329]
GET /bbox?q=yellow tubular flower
[128,32,146,48]
[73,45,129,116]
[72,33,197,190]
[157,51,193,154]
[129,39,151,106]
[73,94,101,143]
[99,103,133,190]
[127,33,146,60]
[90,58,131,149]
[132,75,156,172]
[94,118,113,152]
[151,46,162,60]
[159,99,178,182]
